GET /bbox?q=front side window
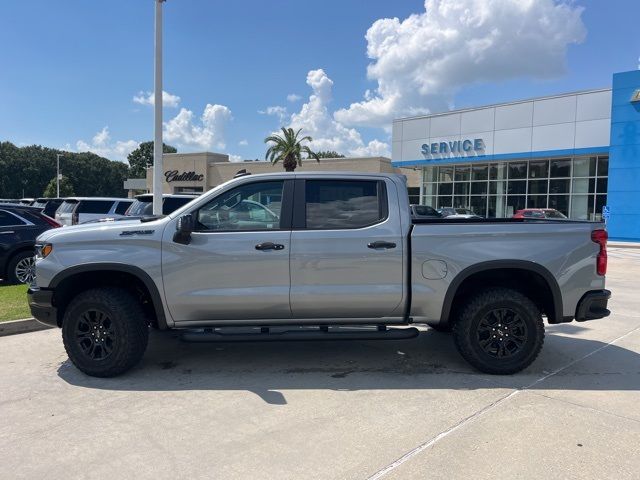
[305,180,385,229]
[196,181,283,231]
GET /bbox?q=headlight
[35,243,53,260]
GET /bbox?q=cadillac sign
[164,170,204,182]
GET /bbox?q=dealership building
[140,152,420,195]
[392,69,640,241]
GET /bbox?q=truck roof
[232,171,405,180]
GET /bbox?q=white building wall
[392,89,612,163]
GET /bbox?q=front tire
[62,288,149,377]
[453,287,544,375]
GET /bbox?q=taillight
[591,229,607,276]
[40,214,62,228]
[72,212,79,225]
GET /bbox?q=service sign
[421,138,485,157]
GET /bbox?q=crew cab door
[289,177,404,319]
[162,179,293,322]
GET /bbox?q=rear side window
[163,197,193,214]
[305,180,386,229]
[114,201,132,215]
[77,200,114,214]
[0,210,26,227]
[57,200,78,214]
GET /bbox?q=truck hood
[37,217,169,243]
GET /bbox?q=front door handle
[255,242,285,251]
[367,241,397,249]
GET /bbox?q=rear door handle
[367,241,396,249]
[255,242,285,251]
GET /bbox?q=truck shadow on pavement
[57,326,640,405]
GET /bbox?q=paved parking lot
[1,249,639,479]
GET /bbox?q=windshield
[126,200,153,216]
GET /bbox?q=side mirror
[173,214,194,245]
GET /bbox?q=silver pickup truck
[28,172,611,377]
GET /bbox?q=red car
[513,208,567,219]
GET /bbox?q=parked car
[0,204,61,284]
[18,198,35,206]
[125,193,199,217]
[31,198,65,219]
[29,172,610,377]
[410,204,442,219]
[438,207,483,219]
[513,208,568,219]
[55,197,134,226]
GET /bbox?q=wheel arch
[440,260,563,326]
[49,263,168,329]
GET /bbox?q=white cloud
[258,106,289,123]
[282,69,390,157]
[287,93,302,102]
[335,0,586,128]
[228,154,243,162]
[238,139,248,146]
[163,104,232,150]
[76,127,139,161]
[133,90,181,108]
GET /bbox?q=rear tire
[62,288,149,377]
[453,287,544,375]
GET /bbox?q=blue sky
[1,0,638,162]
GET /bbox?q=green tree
[0,141,130,198]
[127,141,177,178]
[43,175,75,197]
[316,150,345,158]
[264,128,319,172]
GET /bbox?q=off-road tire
[62,288,149,377]
[453,287,544,375]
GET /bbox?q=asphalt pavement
[0,248,638,479]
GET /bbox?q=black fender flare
[49,263,168,329]
[439,260,563,325]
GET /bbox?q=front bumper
[27,287,58,327]
[575,289,611,322]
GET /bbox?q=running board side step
[180,327,420,343]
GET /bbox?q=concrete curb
[609,242,640,249]
[0,318,53,337]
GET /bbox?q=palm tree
[264,127,320,172]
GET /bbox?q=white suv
[55,197,133,226]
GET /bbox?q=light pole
[56,154,63,197]
[152,0,166,216]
